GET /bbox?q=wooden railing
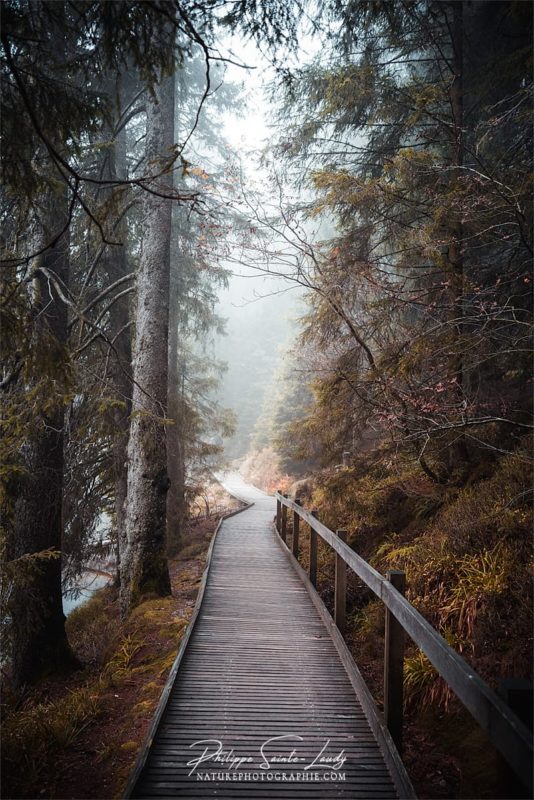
[275,491,533,792]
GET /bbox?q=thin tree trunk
[10,190,79,685]
[121,74,175,613]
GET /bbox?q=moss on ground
[298,438,532,799]
[1,514,217,799]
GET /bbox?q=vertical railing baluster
[384,569,406,752]
[309,509,318,588]
[276,491,281,534]
[281,494,288,543]
[497,679,533,798]
[335,530,347,635]
[292,501,300,560]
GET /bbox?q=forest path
[129,476,405,799]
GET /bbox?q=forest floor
[3,462,530,800]
[2,486,243,800]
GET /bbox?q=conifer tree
[273,0,532,478]
[121,72,175,612]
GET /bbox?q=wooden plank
[384,570,405,752]
[292,501,300,559]
[127,479,406,799]
[276,492,534,789]
[273,525,415,800]
[309,508,318,588]
[123,496,254,799]
[335,530,347,635]
[281,493,288,542]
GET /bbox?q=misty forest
[1,1,532,799]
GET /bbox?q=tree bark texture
[100,88,133,584]
[10,191,78,685]
[166,325,186,555]
[166,82,187,555]
[448,0,469,468]
[166,201,186,555]
[121,75,175,613]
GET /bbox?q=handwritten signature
[186,734,347,776]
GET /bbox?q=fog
[213,268,303,457]
[209,35,311,458]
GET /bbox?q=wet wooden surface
[131,477,401,799]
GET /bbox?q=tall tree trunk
[110,199,132,582]
[166,218,186,555]
[10,190,79,685]
[101,85,133,584]
[121,74,175,613]
[448,0,469,469]
[166,324,186,555]
[166,77,187,555]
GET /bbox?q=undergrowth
[1,517,215,800]
[290,437,532,798]
[2,686,100,793]
[2,589,189,798]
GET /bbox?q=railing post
[309,509,318,588]
[281,494,288,543]
[497,679,533,798]
[384,569,406,752]
[276,491,281,533]
[292,501,300,560]
[335,530,347,635]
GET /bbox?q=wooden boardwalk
[129,477,412,799]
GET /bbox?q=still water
[63,569,113,616]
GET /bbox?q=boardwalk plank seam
[126,478,415,799]
[124,498,254,799]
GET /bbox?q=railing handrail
[275,491,533,790]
